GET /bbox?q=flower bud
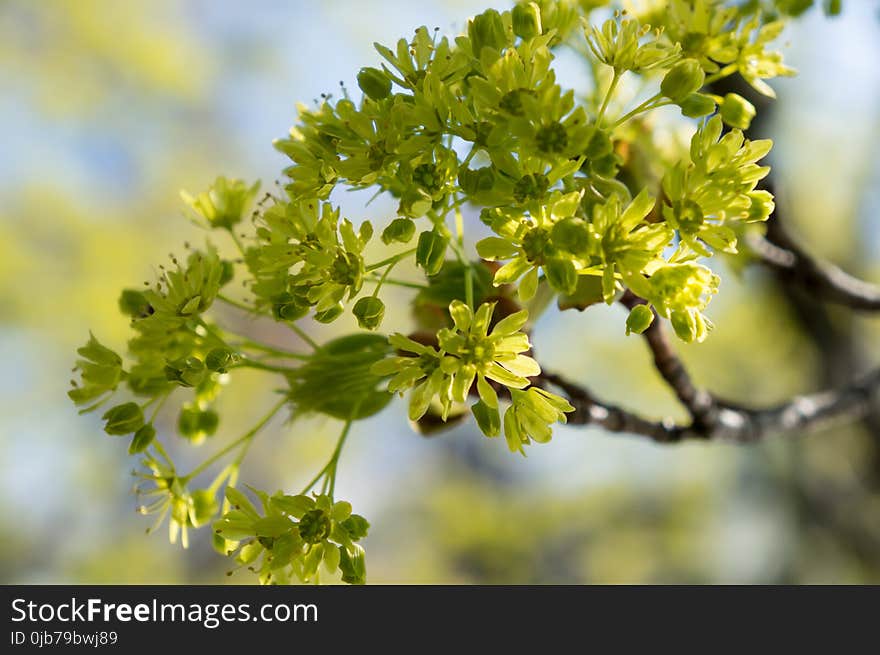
[512,2,542,39]
[102,402,145,436]
[314,303,344,323]
[205,348,239,373]
[164,356,207,388]
[272,294,309,322]
[625,304,655,335]
[416,230,448,276]
[129,423,156,454]
[720,93,756,130]
[679,93,716,118]
[178,406,219,442]
[340,544,367,585]
[661,59,705,102]
[469,9,508,54]
[380,218,416,245]
[357,67,391,101]
[352,296,385,330]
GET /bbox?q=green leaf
[558,275,604,311]
[471,400,501,437]
[128,423,156,454]
[341,514,370,541]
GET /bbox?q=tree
[68,0,876,584]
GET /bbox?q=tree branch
[619,291,715,427]
[536,367,880,444]
[747,218,880,312]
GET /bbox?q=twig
[747,218,880,312]
[536,367,880,444]
[619,291,716,427]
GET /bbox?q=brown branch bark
[536,367,880,445]
[619,291,715,427]
[747,218,880,312]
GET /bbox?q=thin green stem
[366,247,417,273]
[147,392,172,423]
[288,322,320,351]
[612,92,664,128]
[233,339,311,360]
[372,257,401,298]
[596,70,621,127]
[300,416,356,499]
[217,294,256,314]
[196,318,230,350]
[228,230,246,258]
[366,274,429,291]
[238,360,299,374]
[182,397,287,483]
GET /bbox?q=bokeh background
[2,0,879,584]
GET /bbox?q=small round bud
[178,406,219,442]
[416,230,448,276]
[102,402,145,436]
[720,93,756,130]
[314,303,344,324]
[679,93,716,118]
[164,356,206,388]
[625,304,655,335]
[381,218,416,245]
[661,59,705,102]
[352,296,385,330]
[357,67,391,101]
[205,348,239,373]
[512,2,542,39]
